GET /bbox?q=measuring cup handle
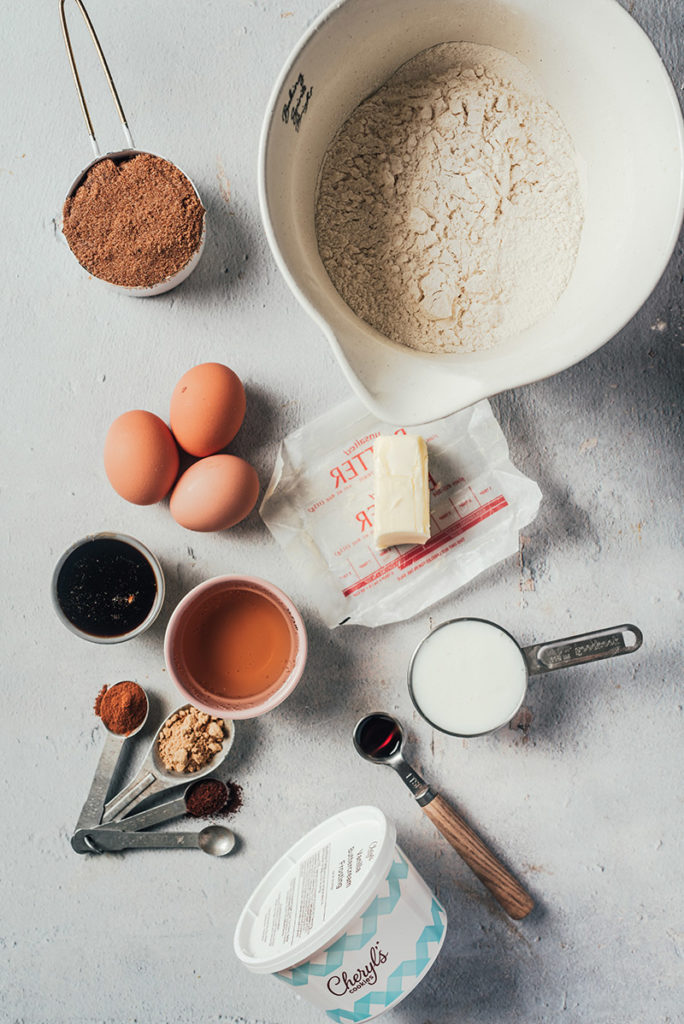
[60,0,134,155]
[522,624,642,676]
[421,794,534,920]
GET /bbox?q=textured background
[1,1,682,1022]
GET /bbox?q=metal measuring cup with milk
[408,618,643,737]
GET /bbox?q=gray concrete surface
[1,1,682,1022]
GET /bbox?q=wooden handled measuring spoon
[353,712,534,920]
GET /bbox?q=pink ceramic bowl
[164,575,308,719]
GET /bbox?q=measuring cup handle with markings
[522,624,642,676]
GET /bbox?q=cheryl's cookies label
[277,850,446,1022]
[326,941,388,997]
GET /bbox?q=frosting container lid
[233,805,396,974]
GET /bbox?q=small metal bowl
[51,531,165,644]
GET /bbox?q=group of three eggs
[103,362,259,531]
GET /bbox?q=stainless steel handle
[523,624,642,676]
[59,0,134,155]
[96,794,188,833]
[74,730,127,831]
[72,829,200,853]
[100,770,157,824]
[387,754,433,804]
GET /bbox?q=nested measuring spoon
[59,0,206,296]
[94,778,229,833]
[72,682,149,839]
[408,619,643,738]
[100,705,235,824]
[74,824,236,857]
[354,712,534,920]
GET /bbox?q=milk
[410,619,528,735]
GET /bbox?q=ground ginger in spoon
[157,706,226,773]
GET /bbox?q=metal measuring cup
[51,532,165,644]
[100,705,235,824]
[408,618,643,738]
[59,0,206,296]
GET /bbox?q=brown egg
[170,362,246,457]
[170,454,259,531]
[104,410,179,505]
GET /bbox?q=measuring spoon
[73,682,149,835]
[73,824,236,857]
[100,705,235,824]
[89,778,228,833]
[408,619,643,738]
[353,712,534,920]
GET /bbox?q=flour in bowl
[315,42,583,353]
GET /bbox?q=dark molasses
[56,537,157,637]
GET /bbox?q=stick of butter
[373,435,430,549]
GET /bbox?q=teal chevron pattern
[325,897,446,1023]
[279,853,409,987]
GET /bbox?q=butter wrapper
[259,398,541,628]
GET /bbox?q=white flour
[315,43,584,353]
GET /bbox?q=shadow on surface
[390,830,545,1022]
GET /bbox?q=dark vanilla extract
[357,714,402,760]
[56,537,157,637]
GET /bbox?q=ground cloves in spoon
[94,680,147,735]
[186,779,243,819]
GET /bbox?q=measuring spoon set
[73,616,642,916]
[71,690,236,857]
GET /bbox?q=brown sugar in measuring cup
[63,153,205,289]
[59,0,206,295]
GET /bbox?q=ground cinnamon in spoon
[94,680,147,735]
[62,153,205,288]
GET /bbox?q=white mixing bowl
[259,0,684,425]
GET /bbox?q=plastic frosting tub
[233,806,446,1021]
